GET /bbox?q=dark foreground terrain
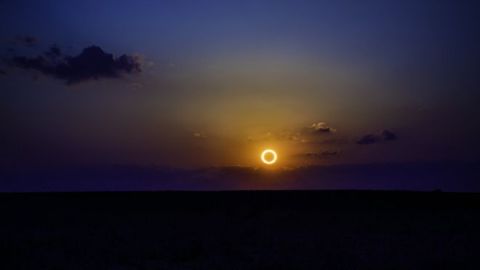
[1,191,480,269]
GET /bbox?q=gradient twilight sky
[1,0,479,171]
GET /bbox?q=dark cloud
[45,45,62,58]
[356,134,381,145]
[8,45,142,84]
[3,162,478,192]
[382,130,398,141]
[15,36,38,47]
[357,130,398,145]
[302,151,338,159]
[0,69,6,75]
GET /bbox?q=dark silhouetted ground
[1,191,480,269]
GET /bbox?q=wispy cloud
[300,151,339,159]
[14,35,38,47]
[309,122,336,133]
[193,132,207,139]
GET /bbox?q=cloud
[356,134,381,145]
[193,132,207,139]
[8,45,142,84]
[0,69,6,75]
[310,122,336,133]
[45,45,61,58]
[382,130,397,141]
[5,161,475,191]
[15,35,38,47]
[356,130,398,145]
[301,151,339,159]
[245,122,337,145]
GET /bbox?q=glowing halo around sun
[261,149,278,165]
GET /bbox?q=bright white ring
[261,149,278,165]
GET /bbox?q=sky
[1,1,479,191]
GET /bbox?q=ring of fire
[261,149,278,165]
